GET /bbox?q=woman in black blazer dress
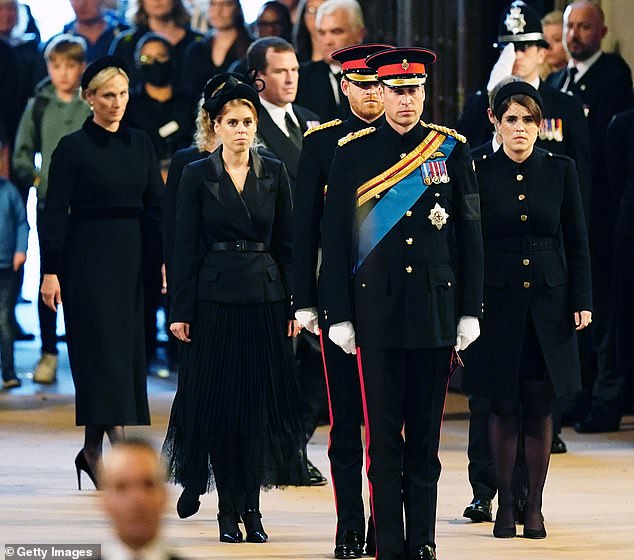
[463,82,592,540]
[162,73,308,544]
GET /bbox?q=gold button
[375,194,381,199]
[517,174,524,181]
[524,281,531,288]
[406,266,413,273]
[518,194,526,201]
[400,153,406,159]
[520,214,528,221]
[361,283,366,288]
[434,192,440,197]
[406,210,413,217]
[522,258,530,266]
[406,238,413,245]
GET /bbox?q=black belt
[210,240,269,252]
[71,207,141,220]
[487,236,559,253]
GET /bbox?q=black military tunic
[320,120,483,556]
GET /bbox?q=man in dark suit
[99,439,186,560]
[296,0,365,121]
[247,36,320,191]
[321,47,484,560]
[547,1,634,433]
[246,36,327,486]
[294,43,390,559]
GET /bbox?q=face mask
[140,60,173,86]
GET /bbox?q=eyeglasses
[139,53,170,64]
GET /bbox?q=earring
[89,104,94,111]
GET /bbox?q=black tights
[489,379,552,530]
[83,425,124,464]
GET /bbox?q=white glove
[455,315,480,351]
[328,321,357,355]
[295,307,320,335]
[486,43,516,93]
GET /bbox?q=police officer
[320,47,484,560]
[294,42,391,559]
[458,1,591,214]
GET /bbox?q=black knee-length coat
[463,147,592,400]
[42,118,163,425]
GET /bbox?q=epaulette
[421,121,467,143]
[304,118,343,137]
[338,126,376,146]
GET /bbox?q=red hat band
[377,60,426,79]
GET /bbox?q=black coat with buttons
[320,121,484,349]
[462,147,592,400]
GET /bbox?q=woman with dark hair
[109,0,202,89]
[162,72,309,543]
[463,82,592,540]
[255,1,293,41]
[40,56,163,489]
[181,0,252,96]
[293,0,325,62]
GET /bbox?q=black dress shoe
[306,459,327,486]
[217,511,243,543]
[574,414,620,433]
[411,544,437,560]
[176,486,200,519]
[242,509,268,543]
[550,434,567,454]
[365,515,376,557]
[335,529,363,559]
[463,498,492,522]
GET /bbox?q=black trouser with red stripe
[320,334,365,542]
[358,346,451,559]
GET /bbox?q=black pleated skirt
[162,300,309,491]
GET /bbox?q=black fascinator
[202,71,264,119]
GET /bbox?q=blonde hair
[194,98,216,152]
[82,67,129,99]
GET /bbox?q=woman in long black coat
[40,56,163,489]
[463,82,592,540]
[163,73,308,544]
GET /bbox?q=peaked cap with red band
[365,46,437,88]
[331,43,393,83]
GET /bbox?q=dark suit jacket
[169,147,293,324]
[547,53,634,237]
[292,113,384,317]
[606,108,634,239]
[320,122,484,349]
[296,60,350,122]
[463,147,592,400]
[256,103,319,189]
[457,81,592,217]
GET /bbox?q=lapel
[203,147,259,238]
[243,150,276,222]
[257,107,301,180]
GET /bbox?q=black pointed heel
[75,450,99,490]
[218,511,243,543]
[242,509,268,543]
[177,486,201,519]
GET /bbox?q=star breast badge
[428,203,449,230]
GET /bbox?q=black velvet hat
[202,72,263,119]
[80,55,130,90]
[492,80,544,115]
[496,1,549,48]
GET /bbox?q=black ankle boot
[218,511,243,543]
[177,486,200,519]
[242,509,268,543]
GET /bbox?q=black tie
[566,66,578,92]
[285,112,303,150]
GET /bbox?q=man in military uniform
[294,42,390,559]
[320,47,484,560]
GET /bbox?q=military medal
[554,118,563,142]
[431,161,441,184]
[422,163,433,185]
[428,203,449,230]
[439,161,450,183]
